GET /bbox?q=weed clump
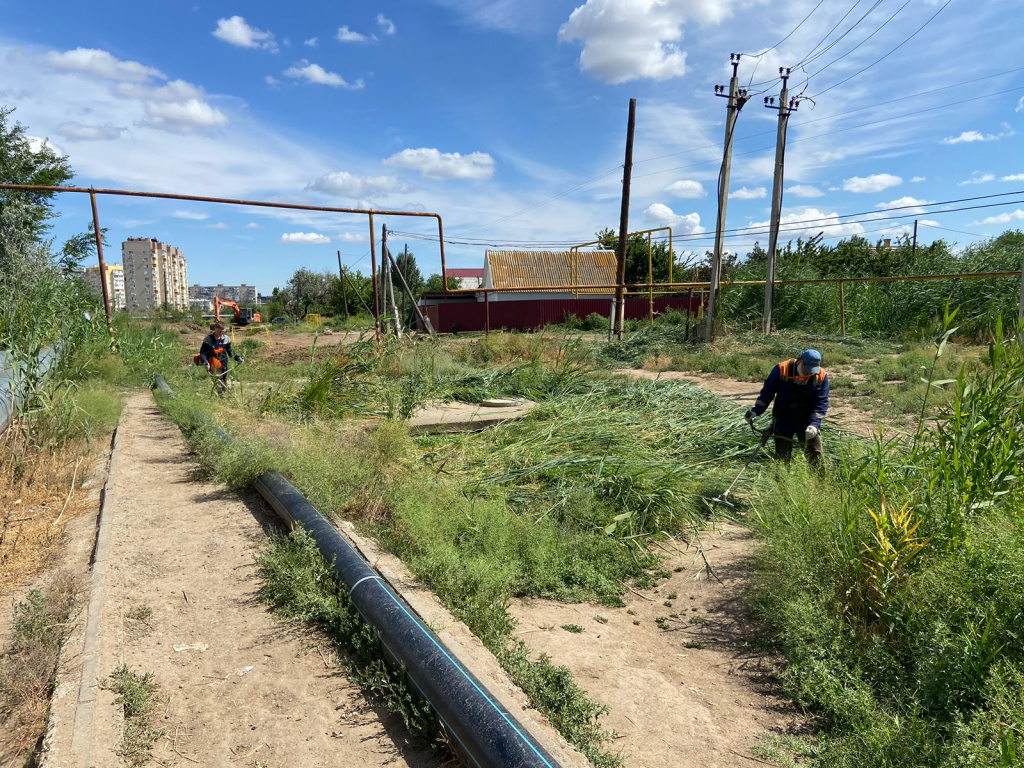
[101,665,160,767]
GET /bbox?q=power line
[632,85,1024,181]
[741,0,828,86]
[810,0,954,97]
[794,0,888,72]
[799,0,914,83]
[631,67,1024,168]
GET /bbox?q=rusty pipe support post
[485,290,490,337]
[839,280,846,337]
[648,231,654,324]
[437,215,449,294]
[89,191,115,349]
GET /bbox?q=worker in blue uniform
[745,349,829,468]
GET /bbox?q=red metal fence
[421,294,704,334]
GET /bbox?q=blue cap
[802,349,822,374]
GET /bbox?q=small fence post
[839,280,846,336]
[485,290,490,337]
[685,287,693,340]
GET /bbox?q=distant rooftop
[447,268,484,278]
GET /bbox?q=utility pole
[705,54,750,342]
[614,98,637,340]
[762,68,797,334]
[381,224,402,337]
[401,243,409,322]
[911,219,919,261]
[337,251,349,319]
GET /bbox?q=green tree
[0,106,75,239]
[423,273,460,293]
[594,227,675,285]
[285,268,330,316]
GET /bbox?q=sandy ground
[618,368,886,438]
[511,525,802,768]
[84,392,439,768]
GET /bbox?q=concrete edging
[40,405,126,767]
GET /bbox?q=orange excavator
[214,296,261,327]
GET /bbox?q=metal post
[839,280,846,337]
[912,219,919,261]
[400,243,408,322]
[706,55,748,343]
[337,251,349,319]
[669,228,674,285]
[685,287,693,340]
[382,225,402,337]
[438,216,449,294]
[763,69,792,335]
[647,231,654,323]
[615,98,637,340]
[384,240,435,338]
[607,298,616,343]
[369,212,380,336]
[485,290,490,337]
[89,191,115,348]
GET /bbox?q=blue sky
[2,0,1023,293]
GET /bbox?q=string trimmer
[709,420,775,508]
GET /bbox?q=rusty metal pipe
[88,191,115,348]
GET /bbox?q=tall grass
[749,316,1024,766]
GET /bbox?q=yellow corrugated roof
[486,250,617,293]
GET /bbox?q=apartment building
[122,238,189,311]
[82,263,126,311]
[188,283,258,305]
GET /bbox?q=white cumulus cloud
[979,210,1024,226]
[377,14,397,35]
[245,222,261,229]
[942,130,997,145]
[642,203,705,234]
[26,136,64,156]
[172,210,209,220]
[877,196,933,215]
[284,61,364,89]
[786,185,824,198]
[304,37,318,47]
[44,47,164,82]
[732,186,767,200]
[750,208,865,240]
[337,232,367,243]
[842,174,902,194]
[384,148,494,180]
[1001,173,1024,182]
[557,0,730,84]
[959,172,996,186]
[55,121,125,141]
[306,171,404,197]
[141,99,228,134]
[115,79,204,102]
[664,179,705,198]
[280,232,331,244]
[336,26,371,43]
[213,16,278,51]
[911,176,926,183]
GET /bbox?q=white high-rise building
[82,264,126,311]
[122,238,189,311]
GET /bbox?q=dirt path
[511,525,801,767]
[83,392,437,768]
[618,368,884,438]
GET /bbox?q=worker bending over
[198,321,243,395]
[745,349,829,467]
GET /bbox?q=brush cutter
[709,421,775,508]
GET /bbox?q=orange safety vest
[778,358,827,386]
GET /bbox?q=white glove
[805,425,819,440]
[744,409,756,423]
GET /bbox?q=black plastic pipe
[152,376,561,768]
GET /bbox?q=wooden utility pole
[614,98,637,340]
[400,243,408,321]
[763,69,796,334]
[911,219,919,261]
[337,251,349,319]
[706,54,750,342]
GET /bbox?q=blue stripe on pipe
[366,580,557,768]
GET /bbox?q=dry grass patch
[0,571,77,765]
[0,431,101,598]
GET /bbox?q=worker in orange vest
[745,349,829,467]
[198,321,243,395]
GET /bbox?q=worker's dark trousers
[773,422,824,469]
